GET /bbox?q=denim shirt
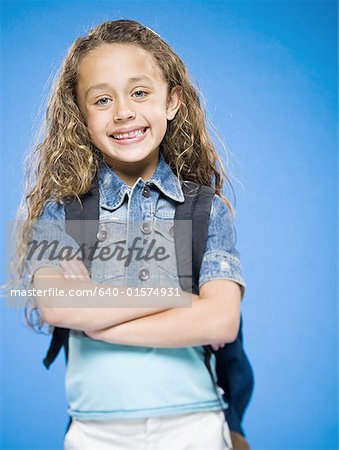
[27,151,246,420]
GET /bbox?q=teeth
[112,128,146,140]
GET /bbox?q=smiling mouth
[110,127,148,140]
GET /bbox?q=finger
[60,260,73,278]
[60,260,79,277]
[72,259,91,280]
[60,260,90,280]
[85,330,95,339]
[211,344,220,351]
[68,261,89,280]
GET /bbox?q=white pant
[64,410,233,449]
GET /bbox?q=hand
[230,431,251,449]
[85,328,115,343]
[211,342,227,351]
[85,329,100,340]
[60,259,91,281]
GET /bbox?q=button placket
[96,224,107,242]
[142,185,151,198]
[138,268,150,281]
[141,222,152,235]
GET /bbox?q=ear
[166,86,182,121]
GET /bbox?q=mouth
[110,127,149,142]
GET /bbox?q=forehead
[77,43,165,89]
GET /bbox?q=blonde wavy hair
[12,19,237,330]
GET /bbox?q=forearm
[34,267,188,331]
[87,296,230,347]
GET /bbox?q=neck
[104,150,160,187]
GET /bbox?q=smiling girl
[17,19,248,449]
[76,42,181,184]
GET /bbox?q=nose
[113,96,136,122]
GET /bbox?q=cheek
[85,119,107,149]
[147,107,168,132]
[86,114,107,134]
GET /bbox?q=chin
[103,149,156,165]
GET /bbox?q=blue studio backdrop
[0,1,337,449]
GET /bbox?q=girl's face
[76,43,181,174]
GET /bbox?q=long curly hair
[12,19,237,330]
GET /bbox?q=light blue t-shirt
[28,152,246,420]
[66,335,226,420]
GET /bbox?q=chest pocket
[90,219,127,283]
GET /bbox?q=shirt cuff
[198,251,247,300]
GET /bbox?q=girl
[18,19,247,449]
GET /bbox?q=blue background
[0,1,337,449]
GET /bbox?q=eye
[94,97,112,106]
[132,90,148,99]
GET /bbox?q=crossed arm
[33,260,241,348]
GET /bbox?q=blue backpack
[43,180,254,440]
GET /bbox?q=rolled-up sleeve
[198,195,247,300]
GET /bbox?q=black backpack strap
[174,182,253,437]
[174,182,214,293]
[64,182,100,271]
[43,326,70,369]
[43,181,100,369]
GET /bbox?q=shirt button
[138,268,150,281]
[169,226,174,237]
[96,230,107,242]
[142,185,151,198]
[141,222,152,234]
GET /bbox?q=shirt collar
[98,152,185,210]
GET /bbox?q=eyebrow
[85,76,154,98]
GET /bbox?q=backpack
[43,180,254,440]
